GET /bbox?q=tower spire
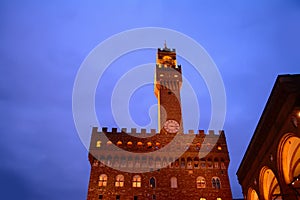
[164,40,167,49]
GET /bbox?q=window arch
[196,176,206,188]
[99,174,108,187]
[170,177,177,188]
[259,167,281,200]
[115,174,124,187]
[117,141,122,146]
[247,187,259,200]
[150,177,156,188]
[132,175,141,187]
[180,158,186,168]
[212,177,221,189]
[194,157,200,168]
[277,134,300,184]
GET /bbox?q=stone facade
[87,128,232,200]
[86,45,233,200]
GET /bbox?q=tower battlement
[94,127,225,137]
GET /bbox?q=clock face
[163,120,180,133]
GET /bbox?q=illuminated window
[96,140,101,147]
[174,74,178,77]
[117,141,122,146]
[196,176,206,188]
[217,198,222,200]
[132,175,141,187]
[115,174,124,187]
[150,177,156,188]
[160,74,164,77]
[200,198,206,200]
[107,141,112,145]
[247,188,259,200]
[155,142,160,149]
[217,145,222,150]
[147,142,152,148]
[170,177,177,188]
[99,174,108,187]
[127,141,133,147]
[137,141,143,147]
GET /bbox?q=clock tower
[154,43,183,134]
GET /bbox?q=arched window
[150,177,156,188]
[196,176,206,188]
[117,141,122,146]
[187,157,193,169]
[99,174,108,187]
[199,198,206,200]
[180,158,186,168]
[214,158,219,169]
[115,174,124,187]
[207,158,213,168]
[247,187,259,200]
[132,175,141,187]
[96,140,101,147]
[194,157,199,168]
[259,167,281,200]
[278,134,300,184]
[170,177,177,188]
[212,177,221,189]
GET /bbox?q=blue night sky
[1,0,300,199]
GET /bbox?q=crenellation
[94,127,226,137]
[121,128,127,133]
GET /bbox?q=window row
[98,174,221,189]
[93,156,226,169]
[96,140,223,151]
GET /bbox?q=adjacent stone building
[86,45,233,200]
[237,74,300,200]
